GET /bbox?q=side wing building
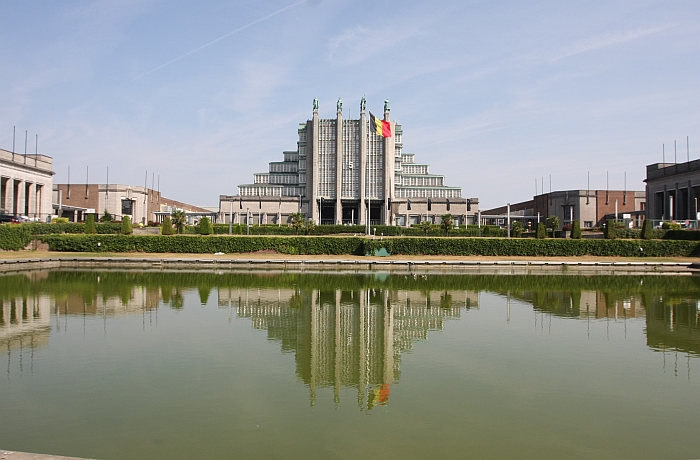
[220,98,478,226]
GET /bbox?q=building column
[310,105,319,224]
[359,103,367,226]
[382,105,395,226]
[675,183,679,221]
[335,102,343,225]
[663,186,668,221]
[14,179,23,216]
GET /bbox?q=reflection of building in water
[221,287,468,409]
[645,298,700,356]
[53,286,161,316]
[515,290,645,319]
[0,294,52,353]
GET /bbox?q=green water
[1,270,700,459]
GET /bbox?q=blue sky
[1,0,698,209]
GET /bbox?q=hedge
[199,223,507,237]
[24,222,122,235]
[35,234,700,257]
[38,234,366,255]
[0,225,33,250]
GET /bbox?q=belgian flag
[369,112,392,138]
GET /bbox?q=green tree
[290,212,305,235]
[161,216,174,235]
[171,210,186,234]
[571,220,582,239]
[100,210,112,222]
[511,220,524,238]
[304,219,316,235]
[604,219,617,239]
[440,214,453,236]
[546,216,560,238]
[419,221,432,235]
[536,222,547,239]
[198,216,212,235]
[640,218,652,239]
[84,214,97,234]
[121,216,133,235]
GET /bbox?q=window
[121,199,133,215]
[584,221,593,228]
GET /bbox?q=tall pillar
[382,102,395,225]
[675,182,679,220]
[359,100,367,226]
[688,180,693,221]
[15,180,24,216]
[335,100,343,224]
[663,186,668,221]
[310,102,319,224]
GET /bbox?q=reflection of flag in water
[368,383,391,409]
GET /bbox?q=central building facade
[221,99,476,226]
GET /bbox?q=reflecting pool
[1,270,700,459]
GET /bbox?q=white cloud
[551,23,676,61]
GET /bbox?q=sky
[1,0,698,209]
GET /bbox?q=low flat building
[645,160,700,222]
[53,183,216,224]
[0,148,54,221]
[483,189,645,229]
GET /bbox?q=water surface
[1,271,699,459]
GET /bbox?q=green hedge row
[195,224,507,237]
[35,234,700,257]
[23,222,122,235]
[38,234,366,255]
[0,225,33,250]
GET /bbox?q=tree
[419,221,432,236]
[290,212,305,235]
[84,214,97,234]
[604,219,617,239]
[100,210,112,222]
[304,219,316,235]
[161,216,174,235]
[511,220,524,238]
[440,214,453,236]
[571,220,582,239]
[536,222,547,239]
[640,218,652,240]
[171,209,186,234]
[198,216,212,235]
[121,216,133,235]
[546,216,560,238]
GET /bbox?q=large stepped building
[220,99,478,226]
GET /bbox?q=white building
[0,148,54,221]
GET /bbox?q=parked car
[0,214,22,224]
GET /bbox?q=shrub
[198,216,212,235]
[121,216,133,235]
[604,220,617,239]
[546,216,560,238]
[571,220,582,239]
[0,225,32,250]
[84,215,97,234]
[662,221,682,230]
[171,210,186,234]
[536,222,547,239]
[52,217,69,224]
[641,219,652,240]
[440,214,454,236]
[161,216,174,235]
[511,221,524,238]
[100,210,112,222]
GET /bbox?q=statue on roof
[337,98,343,111]
[384,99,390,112]
[360,96,366,112]
[313,97,319,111]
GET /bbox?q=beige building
[484,189,646,228]
[645,160,700,223]
[221,98,478,226]
[0,148,54,221]
[53,183,215,224]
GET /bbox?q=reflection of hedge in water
[1,271,699,302]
